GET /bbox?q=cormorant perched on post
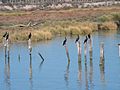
[88,33,91,39]
[3,32,7,38]
[63,37,67,46]
[28,33,32,40]
[6,33,9,40]
[84,36,88,44]
[75,35,79,43]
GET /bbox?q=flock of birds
[62,33,91,46]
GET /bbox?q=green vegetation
[97,13,120,22]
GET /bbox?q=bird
[3,32,7,38]
[63,37,67,46]
[84,36,88,44]
[6,33,9,40]
[75,35,79,43]
[28,33,32,40]
[88,33,91,39]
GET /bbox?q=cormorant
[6,33,9,40]
[3,32,7,37]
[63,37,67,46]
[84,36,88,44]
[28,33,32,40]
[75,35,79,43]
[88,33,91,39]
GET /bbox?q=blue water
[0,31,120,90]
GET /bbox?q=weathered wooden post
[3,32,7,63]
[65,45,70,63]
[88,34,93,61]
[63,37,70,63]
[118,44,120,56]
[84,36,88,58]
[28,33,32,55]
[100,42,104,65]
[77,41,81,63]
[84,43,87,58]
[6,33,10,60]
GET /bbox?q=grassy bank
[0,7,120,43]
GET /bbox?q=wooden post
[28,39,32,55]
[64,45,70,63]
[77,41,81,63]
[7,39,10,60]
[89,38,92,61]
[100,42,104,65]
[118,44,120,56]
[84,43,87,57]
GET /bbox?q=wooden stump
[64,45,70,63]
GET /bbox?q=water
[0,31,120,90]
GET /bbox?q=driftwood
[10,21,41,28]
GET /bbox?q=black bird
[63,37,67,46]
[88,33,91,39]
[75,35,79,43]
[6,33,9,40]
[3,32,7,38]
[84,36,88,44]
[28,33,32,40]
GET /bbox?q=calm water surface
[0,31,120,90]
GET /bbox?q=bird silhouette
[63,37,67,46]
[88,33,91,39]
[28,33,32,40]
[84,36,88,44]
[3,32,7,38]
[75,35,79,43]
[6,33,9,40]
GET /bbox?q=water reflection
[4,55,11,90]
[78,55,82,85]
[29,54,32,80]
[85,57,88,90]
[29,54,33,90]
[89,55,94,90]
[100,57,105,83]
[64,62,70,88]
[39,60,44,72]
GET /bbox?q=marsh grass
[0,19,118,43]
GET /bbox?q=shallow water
[0,31,120,90]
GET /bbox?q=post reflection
[39,60,44,72]
[85,56,88,90]
[89,57,94,90]
[29,54,32,80]
[29,54,33,90]
[64,62,70,87]
[78,55,82,85]
[100,57,105,82]
[4,56,11,90]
